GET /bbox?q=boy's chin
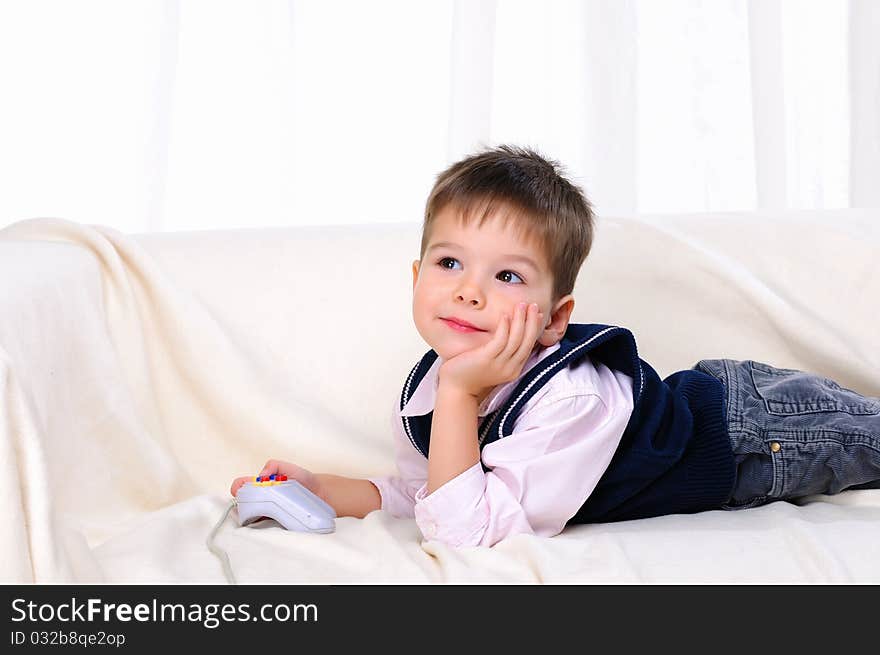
[417,325,491,360]
[432,339,544,362]
[431,339,487,361]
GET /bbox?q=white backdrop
[1,0,878,233]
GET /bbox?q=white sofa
[1,210,878,584]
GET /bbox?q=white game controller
[235,475,336,533]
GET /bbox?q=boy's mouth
[439,317,487,333]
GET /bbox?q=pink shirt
[368,343,634,547]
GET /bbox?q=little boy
[231,145,880,547]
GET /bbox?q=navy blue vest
[399,323,736,523]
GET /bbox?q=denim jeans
[693,359,880,509]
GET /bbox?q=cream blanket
[1,211,878,584]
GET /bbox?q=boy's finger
[504,303,529,359]
[487,312,510,357]
[514,307,542,363]
[510,304,536,361]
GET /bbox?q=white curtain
[1,0,877,233]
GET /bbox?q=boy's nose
[456,294,481,306]
[454,280,484,306]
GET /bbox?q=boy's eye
[498,270,524,284]
[436,257,524,284]
[437,257,461,270]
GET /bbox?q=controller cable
[206,498,239,585]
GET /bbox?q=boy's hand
[229,459,321,498]
[438,302,544,399]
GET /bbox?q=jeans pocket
[773,434,880,497]
[749,361,880,417]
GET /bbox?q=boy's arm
[314,474,382,519]
[426,303,544,495]
[312,387,481,517]
[426,382,481,495]
[311,398,430,520]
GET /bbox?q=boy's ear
[411,259,420,291]
[538,294,575,347]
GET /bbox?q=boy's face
[412,203,575,361]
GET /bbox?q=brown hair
[421,144,594,300]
